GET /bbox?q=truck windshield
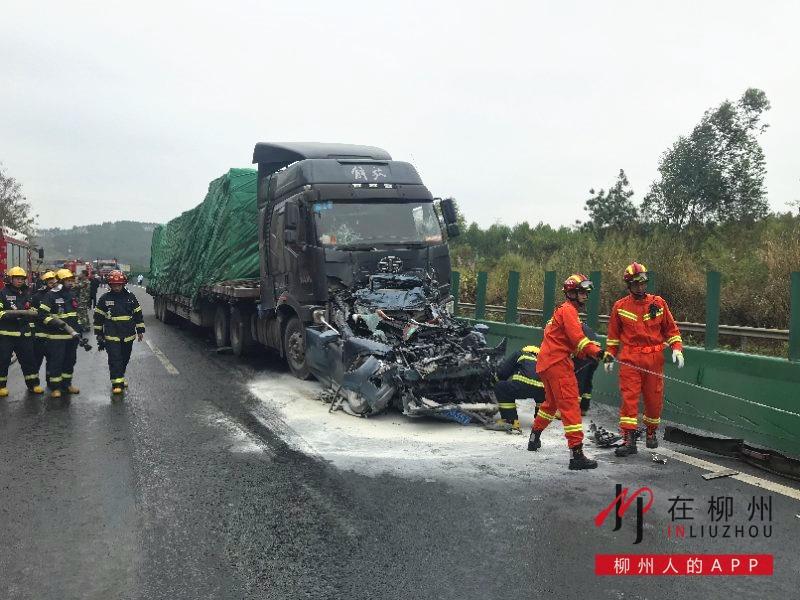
[313,201,443,247]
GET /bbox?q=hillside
[36,221,158,270]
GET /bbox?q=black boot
[614,430,639,457]
[569,444,598,470]
[528,430,542,451]
[646,428,659,449]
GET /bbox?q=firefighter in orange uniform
[528,274,612,470]
[604,262,683,456]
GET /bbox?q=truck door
[269,205,287,295]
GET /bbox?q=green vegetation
[37,221,158,267]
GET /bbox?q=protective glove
[598,350,614,373]
[97,336,106,352]
[672,349,684,369]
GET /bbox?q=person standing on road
[30,271,58,373]
[0,267,44,397]
[485,344,545,433]
[76,272,92,334]
[39,269,83,398]
[604,262,684,456]
[94,270,144,395]
[136,274,144,286]
[528,274,612,470]
[90,273,100,308]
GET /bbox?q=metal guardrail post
[542,271,556,324]
[646,271,656,294]
[790,272,800,361]
[475,271,488,320]
[705,271,721,351]
[505,271,520,324]
[587,270,601,330]
[451,270,461,317]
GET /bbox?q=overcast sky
[2,0,798,230]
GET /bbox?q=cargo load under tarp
[148,168,259,302]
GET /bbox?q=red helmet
[107,270,128,285]
[563,273,593,294]
[623,262,648,283]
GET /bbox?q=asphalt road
[1,288,798,600]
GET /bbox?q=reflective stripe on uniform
[106,335,136,342]
[111,377,125,384]
[0,331,22,337]
[581,393,591,399]
[606,338,620,346]
[46,334,74,340]
[48,377,62,383]
[642,415,661,425]
[642,308,664,321]
[134,306,142,313]
[576,337,592,352]
[111,315,133,321]
[620,416,638,426]
[61,373,72,379]
[94,307,110,317]
[617,309,638,321]
[667,335,682,345]
[537,409,556,421]
[563,424,583,433]
[24,374,38,380]
[498,402,518,409]
[517,355,536,362]
[511,374,544,387]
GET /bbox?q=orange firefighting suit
[605,293,682,433]
[533,301,603,448]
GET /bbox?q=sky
[2,0,799,230]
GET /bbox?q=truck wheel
[284,316,311,380]
[230,307,254,356]
[162,299,176,325]
[214,305,230,348]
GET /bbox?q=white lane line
[145,339,180,375]
[656,447,800,501]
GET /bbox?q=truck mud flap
[663,426,800,482]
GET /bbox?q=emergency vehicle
[0,226,36,289]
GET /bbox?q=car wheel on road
[214,305,230,348]
[230,306,254,356]
[284,316,311,380]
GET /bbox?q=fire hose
[2,309,92,352]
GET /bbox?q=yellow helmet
[42,271,57,281]
[56,268,75,280]
[7,266,27,278]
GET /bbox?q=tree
[0,164,36,236]
[580,169,638,233]
[641,88,771,229]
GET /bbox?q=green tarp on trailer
[148,168,259,302]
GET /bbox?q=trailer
[149,142,503,419]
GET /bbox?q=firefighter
[574,323,601,416]
[39,268,82,398]
[528,274,612,470]
[94,270,144,394]
[75,272,92,332]
[30,271,58,372]
[0,267,44,396]
[89,274,100,308]
[485,345,545,433]
[605,262,684,455]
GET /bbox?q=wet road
[1,288,799,599]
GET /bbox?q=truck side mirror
[440,198,458,225]
[285,201,299,230]
[446,223,460,238]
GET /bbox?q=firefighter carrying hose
[94,270,144,394]
[605,262,684,456]
[30,271,58,372]
[0,267,44,396]
[528,274,612,470]
[39,268,83,398]
[485,344,545,433]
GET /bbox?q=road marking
[656,447,800,501]
[145,339,180,375]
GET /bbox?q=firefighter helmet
[107,270,127,285]
[6,266,27,278]
[55,268,75,281]
[41,271,57,281]
[623,262,648,283]
[563,273,593,294]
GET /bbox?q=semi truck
[149,142,503,418]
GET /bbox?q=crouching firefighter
[605,262,684,456]
[94,270,144,394]
[39,269,83,398]
[528,274,613,470]
[0,267,44,396]
[485,345,545,433]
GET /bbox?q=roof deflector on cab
[252,142,392,176]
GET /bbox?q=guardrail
[457,302,790,343]
[451,269,800,360]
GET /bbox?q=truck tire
[214,305,230,348]
[162,299,176,325]
[230,307,253,357]
[283,316,311,380]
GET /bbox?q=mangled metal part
[664,426,800,482]
[589,422,623,448]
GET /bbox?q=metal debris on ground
[589,422,623,448]
[651,453,667,464]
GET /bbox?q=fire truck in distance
[0,226,43,289]
[93,258,119,281]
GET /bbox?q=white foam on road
[247,373,591,482]
[197,410,271,456]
